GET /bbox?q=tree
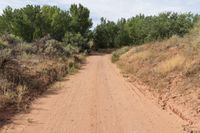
[41,6,71,41]
[94,13,198,48]
[115,18,131,47]
[69,4,93,36]
[0,4,198,48]
[10,5,43,42]
[94,18,119,48]
[0,6,13,34]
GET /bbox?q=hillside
[116,21,200,131]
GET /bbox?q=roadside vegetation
[0,4,91,118]
[111,47,130,62]
[0,35,84,112]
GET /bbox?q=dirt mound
[117,22,200,132]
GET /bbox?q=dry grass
[130,50,154,61]
[16,85,28,110]
[116,20,200,130]
[156,54,185,75]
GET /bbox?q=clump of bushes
[62,32,91,53]
[30,39,70,58]
[112,47,130,62]
[0,34,84,113]
[0,34,22,46]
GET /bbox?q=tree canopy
[0,4,92,43]
[94,12,199,48]
[0,4,199,50]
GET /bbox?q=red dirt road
[1,54,185,133]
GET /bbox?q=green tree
[11,5,42,42]
[0,6,14,34]
[41,6,71,41]
[115,18,131,47]
[69,4,93,36]
[94,13,198,48]
[94,18,119,48]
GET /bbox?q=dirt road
[1,54,185,133]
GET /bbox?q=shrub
[0,34,22,46]
[0,40,7,49]
[44,40,70,57]
[64,44,80,55]
[63,32,89,51]
[112,47,130,62]
[0,49,12,67]
[30,38,70,58]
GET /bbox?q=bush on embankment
[0,34,84,113]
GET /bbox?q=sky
[0,0,200,27]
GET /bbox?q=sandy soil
[1,54,186,133]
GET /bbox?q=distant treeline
[0,4,92,47]
[94,13,199,48]
[0,4,199,50]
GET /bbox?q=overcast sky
[0,0,200,27]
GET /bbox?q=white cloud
[0,0,199,26]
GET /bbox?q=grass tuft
[156,55,185,75]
